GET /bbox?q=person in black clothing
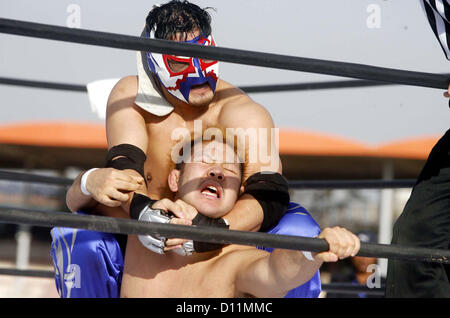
[385,1,450,297]
[386,130,450,297]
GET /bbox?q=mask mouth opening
[190,81,211,90]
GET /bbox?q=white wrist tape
[80,168,98,196]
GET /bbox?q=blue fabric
[50,213,124,298]
[50,202,321,298]
[259,202,322,298]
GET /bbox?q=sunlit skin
[169,140,243,219]
[66,19,285,298]
[444,84,450,98]
[119,140,361,298]
[66,21,282,233]
[352,255,377,285]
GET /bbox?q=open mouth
[191,82,210,90]
[200,181,222,199]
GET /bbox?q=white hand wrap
[80,168,98,196]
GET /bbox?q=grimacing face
[168,140,242,218]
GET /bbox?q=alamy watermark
[66,4,81,28]
[64,263,81,290]
[366,263,381,289]
[170,120,280,172]
[366,4,381,29]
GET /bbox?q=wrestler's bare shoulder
[107,76,156,121]
[109,75,138,99]
[216,80,273,127]
[216,79,251,105]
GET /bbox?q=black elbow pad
[104,144,147,180]
[242,172,290,232]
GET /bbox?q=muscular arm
[66,167,144,213]
[66,172,99,212]
[66,171,129,219]
[235,227,360,297]
[65,76,148,215]
[219,99,282,231]
[106,76,148,153]
[236,248,322,298]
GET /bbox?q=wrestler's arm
[105,76,148,157]
[66,170,131,218]
[219,100,282,231]
[235,227,360,298]
[66,173,98,212]
[65,168,143,213]
[66,76,147,214]
[104,75,151,214]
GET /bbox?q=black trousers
[386,129,450,298]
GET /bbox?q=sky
[0,0,449,144]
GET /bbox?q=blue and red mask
[145,31,220,103]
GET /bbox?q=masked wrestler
[67,0,289,257]
[64,3,296,298]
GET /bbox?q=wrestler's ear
[168,169,180,193]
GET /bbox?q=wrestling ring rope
[0,17,449,89]
[0,170,418,189]
[0,205,449,264]
[4,75,444,94]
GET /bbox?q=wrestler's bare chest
[142,107,222,199]
[121,242,261,298]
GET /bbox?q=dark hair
[145,0,213,40]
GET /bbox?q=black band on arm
[129,193,157,220]
[192,214,229,253]
[104,144,147,180]
[242,172,290,232]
